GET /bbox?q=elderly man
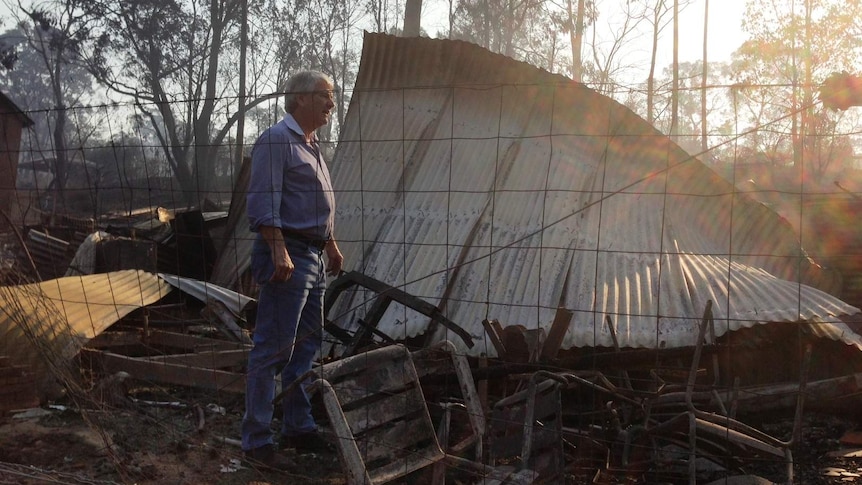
[242,70,344,469]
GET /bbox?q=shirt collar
[283,113,316,142]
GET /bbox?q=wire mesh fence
[1,36,861,483]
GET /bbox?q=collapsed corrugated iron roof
[326,33,860,356]
[0,270,171,395]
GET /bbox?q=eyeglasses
[311,91,335,102]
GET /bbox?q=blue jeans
[241,234,325,451]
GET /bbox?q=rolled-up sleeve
[247,129,287,232]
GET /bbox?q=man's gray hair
[284,70,334,113]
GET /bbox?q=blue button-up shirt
[247,113,335,240]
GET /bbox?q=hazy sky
[422,0,748,75]
[0,1,747,69]
[667,0,747,64]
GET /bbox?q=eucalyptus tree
[365,0,402,33]
[0,1,101,214]
[731,0,862,182]
[74,0,289,207]
[0,25,88,159]
[580,0,650,98]
[276,0,364,141]
[448,0,576,75]
[73,0,373,207]
[404,0,421,36]
[639,59,736,160]
[632,0,693,125]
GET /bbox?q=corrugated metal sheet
[328,33,860,356]
[0,270,171,394]
[26,229,72,280]
[158,273,252,316]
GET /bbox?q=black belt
[281,228,329,251]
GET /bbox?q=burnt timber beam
[83,348,246,394]
[86,330,249,353]
[144,329,248,352]
[139,348,250,369]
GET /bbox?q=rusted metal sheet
[26,229,72,280]
[0,269,171,396]
[327,33,860,356]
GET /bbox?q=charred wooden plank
[83,348,245,393]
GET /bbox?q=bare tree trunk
[404,0,421,36]
[790,1,803,181]
[371,0,384,31]
[449,0,455,38]
[670,0,679,139]
[646,2,663,125]
[337,2,350,131]
[191,0,229,206]
[800,0,813,182]
[482,0,490,48]
[701,0,708,154]
[502,1,523,58]
[569,0,585,82]
[51,99,68,217]
[234,0,248,188]
[44,38,69,218]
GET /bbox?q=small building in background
[0,91,33,226]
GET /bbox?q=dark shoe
[279,431,336,454]
[243,443,294,471]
